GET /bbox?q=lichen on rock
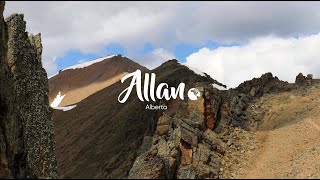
[0,2,58,179]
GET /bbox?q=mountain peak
[49,54,117,79]
[154,59,227,89]
[49,55,148,107]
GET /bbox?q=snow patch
[48,73,58,79]
[64,55,116,70]
[50,92,66,108]
[212,84,228,90]
[50,91,76,111]
[48,55,116,79]
[52,105,77,112]
[186,65,206,77]
[180,62,206,77]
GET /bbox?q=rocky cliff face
[0,2,57,178]
[127,61,230,179]
[128,83,227,179]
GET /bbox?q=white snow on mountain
[184,64,206,77]
[64,55,116,70]
[49,55,116,79]
[50,92,66,107]
[176,61,206,77]
[52,104,77,111]
[48,73,58,79]
[212,83,228,90]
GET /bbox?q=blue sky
[56,41,240,71]
[56,44,127,71]
[55,43,196,71]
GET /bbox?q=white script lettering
[118,70,199,103]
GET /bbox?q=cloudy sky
[4,1,320,88]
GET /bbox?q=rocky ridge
[128,70,318,179]
[0,2,57,178]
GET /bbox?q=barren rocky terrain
[238,85,320,179]
[218,82,320,179]
[51,56,320,179]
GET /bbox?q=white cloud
[3,2,320,75]
[3,1,177,75]
[133,48,175,69]
[42,56,58,76]
[186,34,320,88]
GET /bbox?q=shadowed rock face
[0,2,57,178]
[0,2,4,15]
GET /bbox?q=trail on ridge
[237,86,320,178]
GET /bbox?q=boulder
[295,73,313,86]
[203,129,225,155]
[295,73,307,85]
[157,113,170,126]
[180,141,193,166]
[180,127,200,147]
[155,125,170,136]
[177,165,196,179]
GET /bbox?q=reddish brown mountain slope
[49,54,148,106]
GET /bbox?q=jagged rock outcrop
[235,72,292,97]
[129,83,226,179]
[228,72,294,130]
[295,73,313,86]
[0,2,57,178]
[127,71,308,179]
